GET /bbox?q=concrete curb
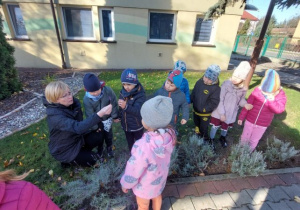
[167,167,300,185]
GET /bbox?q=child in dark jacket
[173,60,191,104]
[118,69,146,151]
[191,65,221,143]
[155,70,189,132]
[238,69,287,151]
[83,73,119,158]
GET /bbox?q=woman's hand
[97,104,112,118]
[181,119,187,125]
[238,120,243,125]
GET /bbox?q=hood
[148,129,174,158]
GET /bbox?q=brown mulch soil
[0,68,74,117]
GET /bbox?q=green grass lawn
[0,70,299,205]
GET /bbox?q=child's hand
[238,120,243,125]
[244,103,253,110]
[122,187,128,193]
[220,115,226,122]
[181,119,187,125]
[113,118,120,123]
[118,99,127,109]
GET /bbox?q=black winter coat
[43,97,102,163]
[191,77,221,114]
[119,83,146,132]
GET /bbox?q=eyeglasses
[60,92,72,99]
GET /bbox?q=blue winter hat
[168,70,183,88]
[173,60,187,72]
[121,68,138,85]
[83,73,101,92]
[204,65,221,82]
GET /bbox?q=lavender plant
[229,144,266,177]
[265,137,299,162]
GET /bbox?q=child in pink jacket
[238,69,287,151]
[120,96,176,210]
[0,170,60,210]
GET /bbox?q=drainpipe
[50,0,67,69]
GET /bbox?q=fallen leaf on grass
[20,131,29,136]
[49,169,53,177]
[199,172,205,176]
[20,142,24,144]
[62,181,67,186]
[57,177,61,181]
[33,133,38,137]
[4,158,14,167]
[19,161,23,166]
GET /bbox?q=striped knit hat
[261,69,281,93]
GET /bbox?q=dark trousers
[71,131,104,167]
[125,129,144,152]
[98,122,113,149]
[193,113,211,140]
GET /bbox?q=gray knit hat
[141,96,173,130]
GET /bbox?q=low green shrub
[229,144,266,177]
[60,155,134,209]
[178,135,216,176]
[265,137,299,162]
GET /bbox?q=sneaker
[107,146,114,158]
[219,136,228,148]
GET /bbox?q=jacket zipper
[254,98,266,125]
[125,112,128,131]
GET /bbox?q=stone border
[167,167,300,185]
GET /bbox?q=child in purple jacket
[120,96,176,210]
[210,61,253,148]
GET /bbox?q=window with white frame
[148,12,176,43]
[193,17,214,44]
[62,7,94,40]
[99,8,115,41]
[7,4,28,38]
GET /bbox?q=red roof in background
[241,11,259,21]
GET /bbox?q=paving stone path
[162,168,300,210]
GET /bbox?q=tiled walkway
[162,168,300,210]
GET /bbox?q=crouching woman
[43,81,112,167]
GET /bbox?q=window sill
[6,38,31,41]
[146,41,177,45]
[63,39,98,43]
[192,43,216,47]
[100,40,117,43]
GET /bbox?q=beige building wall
[291,20,300,45]
[1,0,244,70]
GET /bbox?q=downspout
[50,0,67,69]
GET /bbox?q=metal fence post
[277,37,288,58]
[261,36,271,56]
[233,35,240,52]
[245,35,253,56]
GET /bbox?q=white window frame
[6,4,28,39]
[61,6,95,41]
[193,16,217,45]
[99,8,115,41]
[148,11,177,43]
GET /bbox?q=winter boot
[107,146,114,158]
[219,136,228,148]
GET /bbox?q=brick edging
[167,167,300,185]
